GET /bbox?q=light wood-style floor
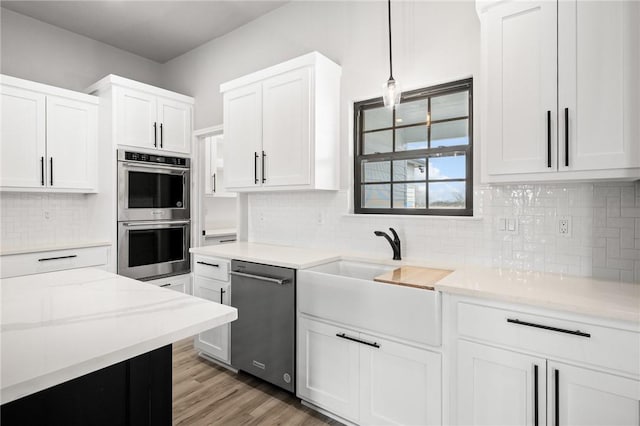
[172,339,340,426]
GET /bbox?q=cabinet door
[115,88,157,150]
[262,67,311,187]
[485,1,558,175]
[0,86,46,188]
[297,317,360,422]
[193,276,230,363]
[223,84,262,189]
[549,362,639,426]
[457,340,546,426]
[46,96,97,190]
[203,135,216,196]
[360,334,441,426]
[558,1,640,171]
[157,97,191,154]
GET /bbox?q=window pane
[431,91,468,121]
[429,182,466,209]
[396,125,427,151]
[393,158,426,182]
[393,183,426,208]
[363,106,392,131]
[362,161,390,182]
[431,119,468,148]
[429,154,466,181]
[395,99,428,126]
[363,130,392,154]
[362,184,390,208]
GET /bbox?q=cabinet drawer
[0,245,110,278]
[193,256,229,281]
[147,274,190,293]
[457,302,640,376]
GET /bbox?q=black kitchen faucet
[374,228,401,260]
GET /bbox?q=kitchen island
[0,268,237,425]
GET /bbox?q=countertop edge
[0,241,112,256]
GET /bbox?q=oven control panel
[122,151,189,167]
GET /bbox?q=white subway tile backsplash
[248,182,640,283]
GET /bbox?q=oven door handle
[121,162,189,172]
[122,220,190,227]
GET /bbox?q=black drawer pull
[160,283,171,288]
[219,239,236,243]
[507,318,590,338]
[336,333,380,348]
[197,261,219,268]
[38,255,78,262]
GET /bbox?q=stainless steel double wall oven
[117,150,191,280]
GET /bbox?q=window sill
[341,213,483,221]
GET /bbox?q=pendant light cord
[387,0,394,80]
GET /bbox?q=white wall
[0,8,163,91]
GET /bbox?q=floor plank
[172,339,340,426]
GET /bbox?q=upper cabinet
[88,75,193,155]
[479,0,640,183]
[0,75,98,193]
[220,52,341,192]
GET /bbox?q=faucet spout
[374,229,402,260]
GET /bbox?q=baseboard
[300,399,355,426]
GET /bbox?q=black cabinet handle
[336,332,380,348]
[197,261,219,268]
[160,283,171,288]
[213,173,216,193]
[254,152,259,184]
[40,156,44,186]
[507,318,590,338]
[555,368,560,426]
[547,110,552,168]
[533,364,539,426]
[564,107,569,167]
[160,123,163,148]
[38,255,77,262]
[220,239,236,243]
[153,122,157,147]
[220,288,225,304]
[261,151,266,183]
[49,157,53,186]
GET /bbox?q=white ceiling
[1,1,287,63]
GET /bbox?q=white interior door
[223,84,262,189]
[115,87,157,150]
[46,95,97,190]
[457,340,546,426]
[549,361,640,426]
[297,317,360,423]
[485,1,558,175]
[558,0,640,171]
[158,97,191,154]
[360,334,441,426]
[193,277,230,363]
[261,67,311,187]
[0,86,46,188]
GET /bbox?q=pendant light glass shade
[383,0,401,109]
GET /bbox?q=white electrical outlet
[558,216,571,237]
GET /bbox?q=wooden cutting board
[374,266,453,290]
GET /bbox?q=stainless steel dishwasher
[230,260,296,392]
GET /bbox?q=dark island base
[1,345,172,426]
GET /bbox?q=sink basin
[298,260,442,347]
[306,260,395,281]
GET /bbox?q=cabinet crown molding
[1,74,99,105]
[85,74,194,104]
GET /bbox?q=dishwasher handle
[230,270,289,285]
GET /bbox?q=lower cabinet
[193,275,231,363]
[457,340,640,426]
[297,316,441,425]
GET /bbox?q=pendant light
[382,0,401,109]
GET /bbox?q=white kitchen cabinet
[480,0,640,182]
[204,134,235,198]
[221,52,340,192]
[297,317,360,423]
[192,255,232,364]
[0,75,98,192]
[550,361,640,426]
[457,340,545,426]
[88,74,194,155]
[146,273,191,294]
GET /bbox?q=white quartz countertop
[434,266,640,324]
[190,242,341,269]
[0,268,237,404]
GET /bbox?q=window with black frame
[354,78,473,216]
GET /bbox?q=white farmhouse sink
[298,260,442,347]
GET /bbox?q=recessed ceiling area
[0,1,287,63]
